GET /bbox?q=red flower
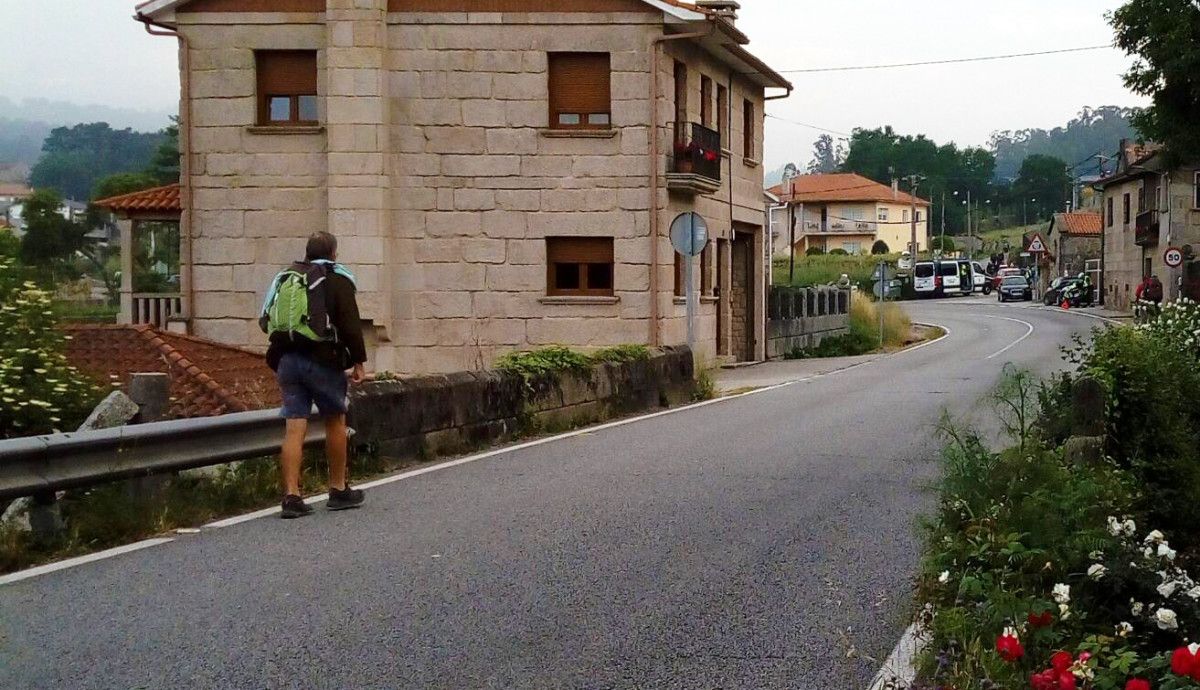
[1031,670,1056,690]
[1172,647,1196,677]
[996,633,1025,662]
[1125,679,1151,690]
[1051,651,1073,673]
[1057,672,1077,690]
[1027,611,1054,628]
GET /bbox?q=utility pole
[940,190,946,253]
[966,189,972,260]
[906,174,924,258]
[788,199,796,284]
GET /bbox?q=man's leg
[325,414,349,491]
[281,418,308,497]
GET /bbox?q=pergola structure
[93,184,187,331]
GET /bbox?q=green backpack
[260,262,335,343]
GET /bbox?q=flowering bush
[918,363,1200,689]
[1137,298,1200,356]
[0,259,99,438]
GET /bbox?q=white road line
[1021,304,1126,326]
[984,316,1035,360]
[868,623,925,690]
[6,322,958,582]
[0,538,174,586]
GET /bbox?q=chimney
[892,179,899,200]
[695,0,740,22]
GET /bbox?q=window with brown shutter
[743,98,755,159]
[674,253,684,297]
[546,237,614,296]
[700,76,712,128]
[548,53,611,130]
[256,50,318,126]
[700,242,713,295]
[717,84,728,142]
[673,61,688,124]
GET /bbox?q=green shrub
[495,345,593,383]
[930,236,957,252]
[828,248,849,255]
[590,344,651,364]
[0,259,100,438]
[871,240,890,254]
[805,246,824,256]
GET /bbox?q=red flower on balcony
[996,631,1024,662]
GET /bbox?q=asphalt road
[0,298,1103,690]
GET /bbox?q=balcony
[1135,209,1160,246]
[666,121,722,195]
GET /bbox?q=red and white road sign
[1025,233,1047,253]
[1165,246,1184,268]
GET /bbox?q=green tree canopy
[1014,154,1071,221]
[18,189,86,284]
[29,122,165,201]
[1110,1,1200,163]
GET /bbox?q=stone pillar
[118,218,134,325]
[325,0,392,361]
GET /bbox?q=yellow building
[768,173,930,256]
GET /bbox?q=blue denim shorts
[276,352,349,419]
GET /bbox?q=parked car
[913,261,937,297]
[991,266,1024,291]
[1043,276,1079,305]
[997,275,1033,302]
[898,252,914,271]
[972,261,992,295]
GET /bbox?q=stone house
[1046,211,1101,279]
[131,0,791,373]
[1096,140,1200,311]
[766,173,930,257]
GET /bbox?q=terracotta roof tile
[770,173,931,207]
[1054,211,1102,236]
[0,184,32,198]
[62,324,279,418]
[92,183,181,215]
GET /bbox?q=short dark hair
[305,231,337,261]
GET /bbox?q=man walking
[261,231,367,519]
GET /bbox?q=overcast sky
[1,0,1144,169]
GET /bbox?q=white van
[972,261,991,294]
[913,261,937,296]
[938,260,962,296]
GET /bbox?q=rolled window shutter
[547,237,613,265]
[549,53,610,124]
[257,51,317,97]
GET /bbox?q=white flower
[1108,516,1123,536]
[1115,621,1133,637]
[1145,530,1165,544]
[1052,583,1071,604]
[1088,564,1107,581]
[1132,600,1145,616]
[1059,603,1071,620]
[1158,581,1179,598]
[1159,543,1177,561]
[1144,547,1156,559]
[1187,586,1200,600]
[1089,549,1105,561]
[938,571,949,584]
[1191,643,1200,655]
[1155,608,1179,630]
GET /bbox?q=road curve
[0,299,1102,690]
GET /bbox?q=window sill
[674,295,719,305]
[743,157,761,168]
[720,148,732,158]
[538,128,618,139]
[539,295,620,305]
[245,125,325,136]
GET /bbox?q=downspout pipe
[648,20,717,347]
[136,14,194,327]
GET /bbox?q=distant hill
[0,97,173,170]
[989,106,1137,181]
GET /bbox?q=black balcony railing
[1136,209,1159,246]
[672,122,722,182]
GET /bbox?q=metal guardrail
[0,410,328,502]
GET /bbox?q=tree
[807,134,845,174]
[781,162,800,182]
[989,106,1138,180]
[18,189,86,285]
[1110,1,1200,163]
[871,240,890,255]
[930,236,957,253]
[1014,154,1071,221]
[29,122,165,201]
[145,118,180,185]
[92,172,160,202]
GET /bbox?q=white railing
[131,293,183,328]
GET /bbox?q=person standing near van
[261,231,367,519]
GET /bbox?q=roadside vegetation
[772,254,894,289]
[913,301,1200,689]
[786,289,913,359]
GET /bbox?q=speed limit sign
[1165,247,1184,268]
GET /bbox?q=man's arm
[330,275,368,368]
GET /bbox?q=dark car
[1043,277,1081,305]
[997,275,1033,302]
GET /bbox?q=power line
[764,114,851,136]
[777,45,1113,74]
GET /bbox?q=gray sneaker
[327,486,365,511]
[280,494,314,519]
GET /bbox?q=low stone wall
[766,286,852,359]
[349,347,696,458]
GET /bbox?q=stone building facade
[1097,140,1200,311]
[134,0,790,373]
[1046,211,1100,278]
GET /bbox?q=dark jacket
[266,270,367,372]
